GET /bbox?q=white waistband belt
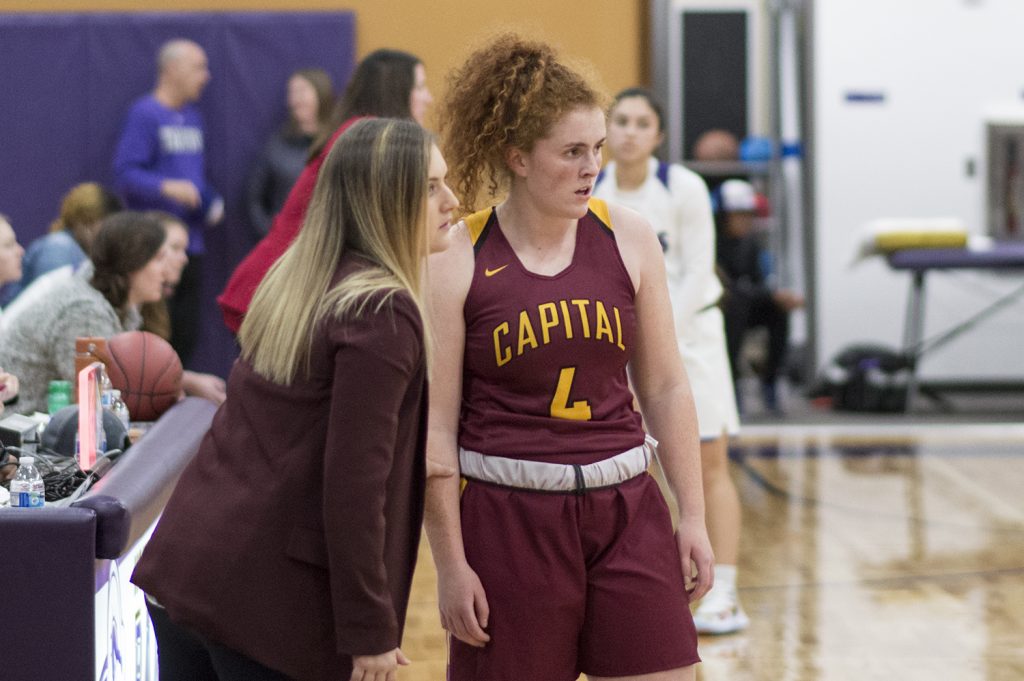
[459,435,657,493]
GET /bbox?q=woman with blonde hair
[427,35,713,681]
[132,118,459,681]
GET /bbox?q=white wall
[814,0,1024,379]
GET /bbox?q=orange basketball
[105,331,183,422]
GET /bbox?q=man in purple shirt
[113,39,222,365]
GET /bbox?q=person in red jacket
[218,48,433,334]
[132,118,459,681]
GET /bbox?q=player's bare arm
[610,203,715,600]
[424,222,492,647]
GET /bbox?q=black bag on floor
[812,344,912,412]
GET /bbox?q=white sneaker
[692,588,750,635]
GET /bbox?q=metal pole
[799,0,819,377]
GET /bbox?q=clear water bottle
[99,364,114,412]
[96,410,107,455]
[96,365,110,454]
[110,389,130,431]
[10,456,45,508]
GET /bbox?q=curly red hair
[441,34,605,213]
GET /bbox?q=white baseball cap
[719,179,757,212]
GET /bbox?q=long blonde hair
[240,118,432,385]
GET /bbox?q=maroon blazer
[133,256,427,681]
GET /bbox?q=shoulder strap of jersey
[464,207,496,255]
[587,197,614,237]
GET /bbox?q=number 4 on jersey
[550,367,592,421]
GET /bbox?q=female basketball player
[133,119,459,681]
[425,35,714,680]
[595,89,748,634]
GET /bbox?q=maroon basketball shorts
[449,473,699,681]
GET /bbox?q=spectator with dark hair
[0,214,25,308]
[0,212,23,462]
[0,360,21,481]
[141,212,226,405]
[0,212,167,414]
[692,128,741,163]
[140,212,189,343]
[5,182,121,302]
[246,68,335,238]
[218,48,433,334]
[113,38,223,365]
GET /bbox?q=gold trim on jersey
[465,207,493,247]
[468,200,611,249]
[588,197,613,231]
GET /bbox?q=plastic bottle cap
[19,456,34,465]
[112,390,121,397]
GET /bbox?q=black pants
[146,600,291,681]
[722,290,790,385]
[168,254,203,367]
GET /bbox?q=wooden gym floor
[399,421,1024,680]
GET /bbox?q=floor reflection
[400,426,1024,681]
[698,432,1024,681]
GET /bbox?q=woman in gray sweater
[0,212,167,413]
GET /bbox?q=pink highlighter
[77,362,102,472]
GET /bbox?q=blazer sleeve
[321,295,423,656]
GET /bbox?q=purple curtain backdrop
[0,12,356,377]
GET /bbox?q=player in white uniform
[595,88,748,634]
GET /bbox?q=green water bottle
[47,380,72,415]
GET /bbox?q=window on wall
[682,10,748,159]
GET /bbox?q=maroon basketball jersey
[459,198,645,465]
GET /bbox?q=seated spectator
[716,179,804,413]
[0,366,21,481]
[0,212,166,414]
[0,368,19,412]
[139,212,187,342]
[6,183,122,301]
[692,128,741,162]
[141,212,226,404]
[0,213,26,314]
[0,218,29,477]
[246,68,334,238]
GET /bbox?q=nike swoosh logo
[484,265,509,277]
